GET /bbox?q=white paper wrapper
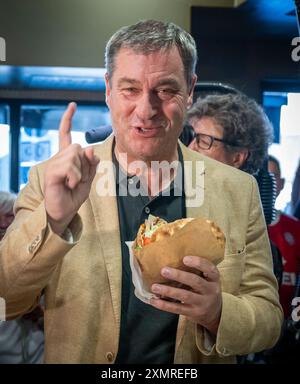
[126,241,159,305]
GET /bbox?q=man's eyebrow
[117,77,181,89]
[155,78,181,89]
[117,77,140,87]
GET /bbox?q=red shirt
[268,213,300,318]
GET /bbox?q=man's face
[105,47,196,163]
[188,117,236,166]
[0,210,14,240]
[268,160,284,197]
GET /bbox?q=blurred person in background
[0,191,15,241]
[0,191,44,364]
[186,94,287,363]
[291,160,300,219]
[268,156,300,318]
[294,199,300,220]
[267,156,300,363]
[186,93,283,286]
[187,92,272,175]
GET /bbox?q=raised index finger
[59,102,77,151]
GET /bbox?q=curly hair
[187,93,273,175]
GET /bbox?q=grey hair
[105,19,197,88]
[0,191,16,215]
[187,93,274,175]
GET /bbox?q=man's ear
[105,73,111,107]
[187,74,197,109]
[231,149,249,169]
[279,177,285,194]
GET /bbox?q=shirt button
[106,351,114,362]
[128,178,134,185]
[145,207,150,214]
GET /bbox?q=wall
[191,6,300,100]
[0,0,299,101]
[194,38,299,100]
[0,0,191,67]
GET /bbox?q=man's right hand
[44,102,100,236]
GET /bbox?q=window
[0,65,110,192]
[19,104,110,189]
[264,92,300,212]
[0,105,10,191]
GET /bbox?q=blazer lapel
[89,135,122,335]
[175,142,211,355]
[180,141,210,219]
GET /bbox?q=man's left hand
[150,256,222,335]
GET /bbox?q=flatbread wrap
[133,215,225,290]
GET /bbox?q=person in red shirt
[265,156,300,363]
[268,155,300,319]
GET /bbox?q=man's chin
[127,141,161,160]
[136,147,165,162]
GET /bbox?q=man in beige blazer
[0,20,282,364]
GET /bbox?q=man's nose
[135,92,159,121]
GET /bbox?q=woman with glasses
[187,92,273,175]
[187,93,291,364]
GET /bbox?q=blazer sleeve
[196,177,283,357]
[0,164,82,320]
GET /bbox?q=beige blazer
[0,135,282,363]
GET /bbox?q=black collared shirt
[113,147,186,364]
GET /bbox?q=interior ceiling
[191,0,298,40]
[0,0,298,68]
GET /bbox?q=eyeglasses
[193,132,237,150]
